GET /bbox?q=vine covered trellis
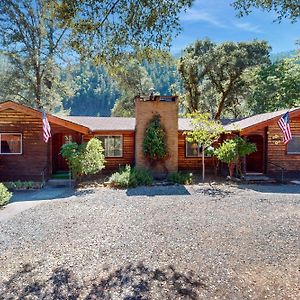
[143,113,168,162]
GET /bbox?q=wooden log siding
[178,131,214,171]
[83,131,135,170]
[0,108,48,181]
[0,108,82,181]
[267,117,300,172]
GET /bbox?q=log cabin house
[1,97,300,182]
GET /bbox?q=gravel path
[0,183,299,299]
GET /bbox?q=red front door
[245,135,264,173]
[52,133,70,172]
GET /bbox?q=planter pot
[228,162,235,178]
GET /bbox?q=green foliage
[232,0,300,23]
[178,39,270,119]
[143,114,168,161]
[63,63,120,116]
[0,0,192,110]
[81,138,106,175]
[215,137,257,164]
[0,183,12,207]
[168,172,193,185]
[185,113,224,148]
[61,138,105,179]
[53,0,193,64]
[4,181,39,190]
[214,140,237,164]
[60,142,84,178]
[246,56,300,114]
[111,58,179,117]
[111,59,153,117]
[0,0,75,111]
[109,165,153,188]
[185,112,224,181]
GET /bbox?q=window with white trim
[0,133,22,154]
[97,135,123,157]
[287,136,300,154]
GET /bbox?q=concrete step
[243,175,276,183]
[47,179,75,187]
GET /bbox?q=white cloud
[234,22,263,33]
[181,8,228,28]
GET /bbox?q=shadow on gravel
[193,186,234,198]
[0,262,206,299]
[237,183,300,195]
[126,185,191,197]
[11,187,74,203]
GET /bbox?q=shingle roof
[58,108,300,133]
[58,116,237,132]
[60,116,193,131]
[59,116,136,131]
[224,108,300,131]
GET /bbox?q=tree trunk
[214,78,236,120]
[228,161,235,177]
[202,150,205,182]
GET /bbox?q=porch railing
[267,161,285,182]
[41,166,47,186]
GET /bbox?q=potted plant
[215,137,256,178]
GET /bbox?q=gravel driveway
[0,183,299,299]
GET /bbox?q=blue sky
[171,0,299,54]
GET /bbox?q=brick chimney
[135,95,178,176]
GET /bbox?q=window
[186,140,201,157]
[0,133,22,154]
[287,136,300,154]
[185,139,212,158]
[186,139,208,157]
[97,135,123,157]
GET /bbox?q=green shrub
[61,138,105,179]
[81,138,106,175]
[131,168,153,186]
[109,165,153,188]
[0,183,12,207]
[215,137,256,177]
[168,172,193,185]
[109,165,131,188]
[215,137,256,163]
[4,181,37,190]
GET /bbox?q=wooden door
[52,133,70,172]
[245,135,264,173]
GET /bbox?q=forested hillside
[63,60,178,116]
[63,48,299,118]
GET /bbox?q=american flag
[42,111,51,143]
[278,111,292,144]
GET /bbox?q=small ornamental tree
[185,113,224,182]
[0,183,12,207]
[215,137,256,177]
[81,138,106,176]
[143,114,168,162]
[61,138,105,180]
